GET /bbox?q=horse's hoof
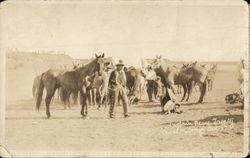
[82,115,89,119]
[197,100,203,103]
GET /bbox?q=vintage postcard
[0,0,249,157]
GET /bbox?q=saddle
[225,92,243,104]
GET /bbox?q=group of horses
[152,56,218,103]
[32,54,218,118]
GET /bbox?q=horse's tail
[36,73,45,111]
[32,80,36,98]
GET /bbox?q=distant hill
[6,51,73,75]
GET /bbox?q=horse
[87,71,109,108]
[206,64,217,91]
[237,59,244,86]
[152,56,208,103]
[152,59,192,102]
[79,59,114,108]
[58,86,79,109]
[36,54,106,118]
[60,58,113,109]
[125,67,146,103]
[236,58,245,103]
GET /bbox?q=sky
[0,0,248,66]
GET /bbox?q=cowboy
[108,59,131,118]
[145,65,157,102]
[161,87,182,114]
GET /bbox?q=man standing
[108,60,131,118]
[145,65,157,102]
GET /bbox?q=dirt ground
[4,54,244,153]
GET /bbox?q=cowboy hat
[116,59,125,66]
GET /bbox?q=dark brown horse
[36,54,106,118]
[152,56,207,103]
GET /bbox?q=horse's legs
[198,82,206,103]
[146,80,154,102]
[176,85,179,94]
[86,89,91,105]
[45,86,57,118]
[63,91,69,109]
[57,88,60,101]
[67,91,71,109]
[207,80,209,91]
[92,88,97,106]
[207,80,211,91]
[98,89,104,108]
[73,91,78,105]
[139,84,142,100]
[153,82,158,100]
[79,89,87,117]
[181,84,187,102]
[85,93,88,116]
[186,82,192,101]
[194,82,198,92]
[103,93,107,108]
[170,85,176,95]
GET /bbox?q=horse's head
[104,57,114,69]
[94,53,105,75]
[200,64,206,68]
[151,55,163,68]
[184,62,208,82]
[182,63,190,69]
[211,63,218,72]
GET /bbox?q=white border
[0,0,249,157]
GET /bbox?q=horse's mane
[75,58,98,75]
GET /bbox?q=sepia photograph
[0,0,249,157]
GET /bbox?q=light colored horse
[90,71,109,108]
[125,67,147,102]
[206,64,218,91]
[237,59,245,98]
[83,61,114,108]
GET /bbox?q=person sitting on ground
[160,87,182,114]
